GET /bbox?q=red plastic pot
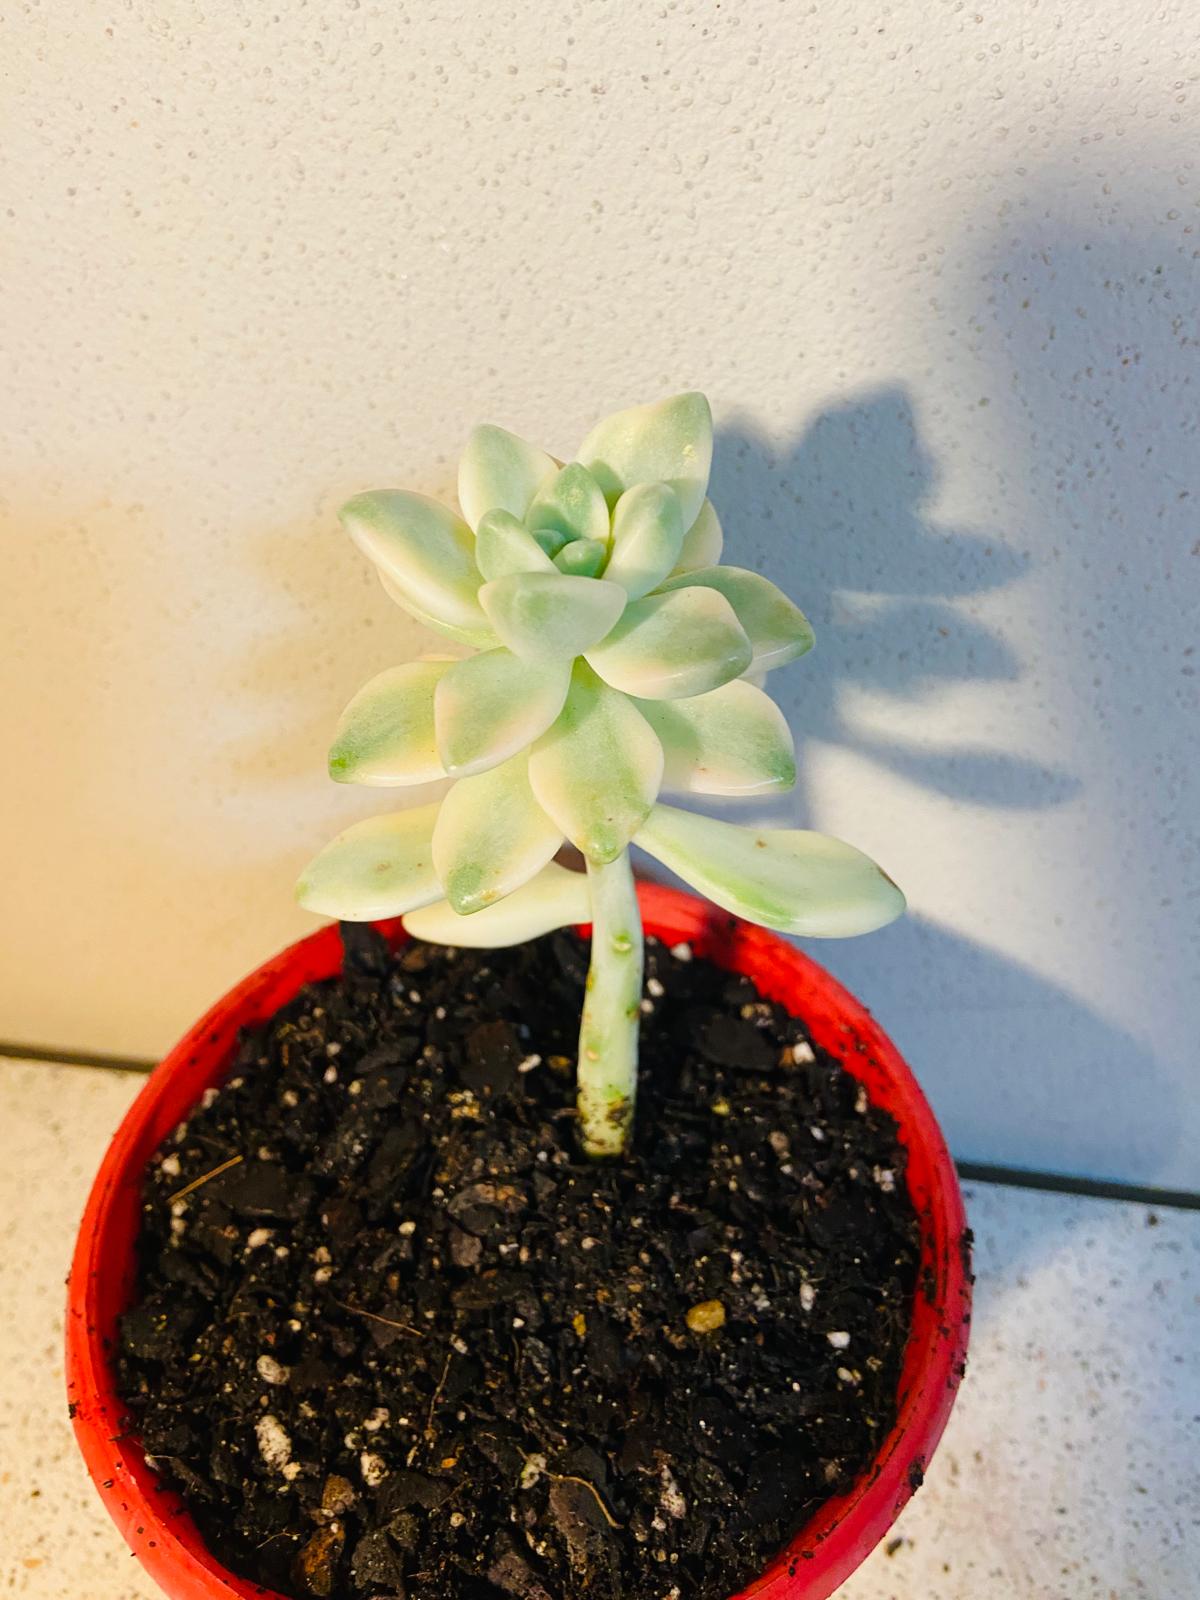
[67,883,970,1600]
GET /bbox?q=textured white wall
[3,1,1197,1185]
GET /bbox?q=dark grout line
[0,1040,156,1074]
[957,1161,1200,1213]
[3,1043,1199,1210]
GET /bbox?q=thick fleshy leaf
[432,754,562,915]
[329,662,448,787]
[434,648,570,777]
[602,482,685,599]
[658,567,815,671]
[633,680,796,795]
[458,424,558,531]
[672,498,724,574]
[479,572,627,663]
[296,805,441,921]
[342,491,490,642]
[475,508,556,582]
[376,573,497,646]
[553,538,608,578]
[576,392,713,529]
[585,586,752,700]
[526,463,610,547]
[636,805,905,937]
[529,525,570,559]
[528,662,663,864]
[404,862,589,948]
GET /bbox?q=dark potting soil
[117,926,920,1600]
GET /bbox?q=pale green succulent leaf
[376,573,497,646]
[432,754,562,916]
[528,662,664,864]
[480,572,627,663]
[530,525,571,558]
[296,805,442,921]
[633,680,796,796]
[671,498,724,575]
[341,491,490,641]
[585,586,752,701]
[658,566,815,671]
[458,424,558,531]
[553,538,608,578]
[434,648,571,778]
[403,862,590,948]
[475,508,556,582]
[576,391,713,529]
[329,661,448,787]
[526,463,610,547]
[635,805,906,937]
[603,482,686,600]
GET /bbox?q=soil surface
[118,926,920,1600]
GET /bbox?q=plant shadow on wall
[706,387,1180,1185]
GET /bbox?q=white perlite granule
[659,1464,687,1520]
[360,1451,389,1487]
[256,1414,292,1473]
[799,1282,816,1313]
[827,1330,851,1350]
[246,1227,273,1250]
[256,1354,289,1386]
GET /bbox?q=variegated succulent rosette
[298,394,904,1156]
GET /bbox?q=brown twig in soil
[255,1530,292,1552]
[424,1336,456,1443]
[332,1298,424,1338]
[166,1153,243,1205]
[548,1472,624,1530]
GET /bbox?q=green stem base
[577,851,643,1158]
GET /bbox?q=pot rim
[66,882,970,1600]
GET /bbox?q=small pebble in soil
[685,1299,727,1333]
[118,927,920,1600]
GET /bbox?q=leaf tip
[877,866,907,918]
[444,866,493,917]
[772,753,798,792]
[337,489,382,528]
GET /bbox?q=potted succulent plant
[67,394,970,1600]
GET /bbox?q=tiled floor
[2,1056,1196,1599]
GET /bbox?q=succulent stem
[577,850,643,1158]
